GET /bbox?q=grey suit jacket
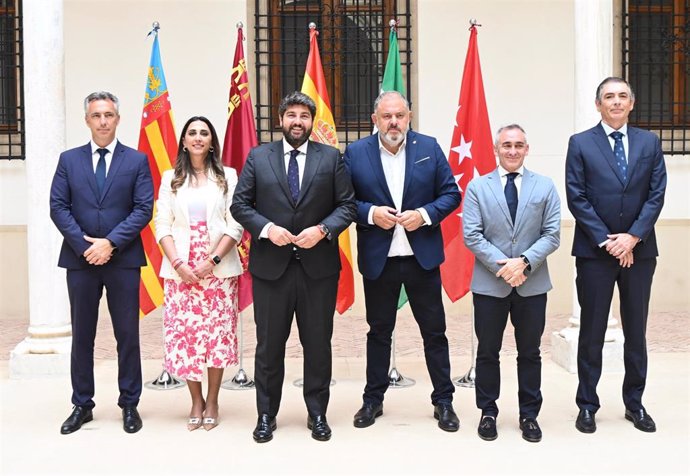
[463,167,561,298]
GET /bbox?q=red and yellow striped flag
[301,25,354,314]
[137,27,177,317]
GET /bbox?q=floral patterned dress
[163,221,238,381]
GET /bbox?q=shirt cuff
[260,222,273,239]
[598,238,611,248]
[367,206,375,225]
[416,207,431,226]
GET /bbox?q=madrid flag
[440,25,495,302]
[301,25,355,314]
[222,25,258,312]
[137,27,177,317]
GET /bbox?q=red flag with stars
[440,25,495,302]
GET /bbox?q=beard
[380,125,407,149]
[283,123,313,148]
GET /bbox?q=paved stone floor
[3,309,687,361]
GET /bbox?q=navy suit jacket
[565,123,666,259]
[344,131,461,280]
[50,141,154,269]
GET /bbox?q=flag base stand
[452,365,475,388]
[293,378,336,387]
[388,367,415,388]
[221,368,255,391]
[145,368,185,391]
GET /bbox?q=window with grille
[0,0,23,160]
[254,0,412,148]
[622,0,689,155]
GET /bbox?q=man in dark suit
[463,124,561,443]
[50,91,153,434]
[231,91,356,443]
[566,77,666,434]
[344,91,461,432]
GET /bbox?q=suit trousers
[66,266,142,409]
[473,290,546,418]
[362,256,454,406]
[252,258,338,418]
[575,257,656,413]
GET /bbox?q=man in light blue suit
[344,91,461,432]
[463,124,560,443]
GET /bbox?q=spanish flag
[301,24,354,315]
[137,26,177,317]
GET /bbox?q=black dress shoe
[625,409,656,433]
[477,415,497,441]
[575,409,596,433]
[433,403,459,432]
[60,406,93,435]
[122,406,142,434]
[353,402,383,428]
[307,414,332,441]
[519,417,542,443]
[253,414,277,443]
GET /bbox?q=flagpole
[453,305,476,387]
[141,21,183,391]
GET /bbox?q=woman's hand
[176,263,200,284]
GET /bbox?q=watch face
[212,255,221,264]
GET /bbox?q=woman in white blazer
[155,116,243,432]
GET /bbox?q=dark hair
[595,77,635,103]
[84,91,120,113]
[171,116,227,194]
[278,91,316,118]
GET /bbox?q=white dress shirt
[600,121,629,160]
[497,164,524,199]
[368,136,431,257]
[260,140,309,238]
[90,138,118,175]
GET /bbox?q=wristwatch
[520,255,531,271]
[211,255,221,265]
[317,223,331,240]
[108,239,118,255]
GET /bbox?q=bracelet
[172,259,184,270]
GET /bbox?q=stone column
[9,0,71,377]
[551,0,624,373]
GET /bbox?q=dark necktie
[95,148,108,196]
[287,149,300,202]
[505,172,519,223]
[610,131,627,181]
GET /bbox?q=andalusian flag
[380,21,408,309]
[137,26,177,317]
[301,24,354,315]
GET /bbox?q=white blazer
[155,166,244,280]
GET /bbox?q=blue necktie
[95,148,108,196]
[505,172,518,223]
[287,149,300,202]
[610,131,627,181]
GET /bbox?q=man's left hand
[605,233,640,258]
[496,257,528,287]
[397,210,424,231]
[83,235,114,265]
[293,226,324,249]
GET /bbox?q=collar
[90,138,117,155]
[378,133,407,158]
[282,138,308,157]
[600,121,628,137]
[498,164,524,178]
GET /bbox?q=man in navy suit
[344,91,461,431]
[50,91,153,434]
[566,77,666,434]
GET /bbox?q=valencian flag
[440,23,495,301]
[137,25,177,317]
[222,24,258,312]
[301,23,355,314]
[379,20,408,309]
